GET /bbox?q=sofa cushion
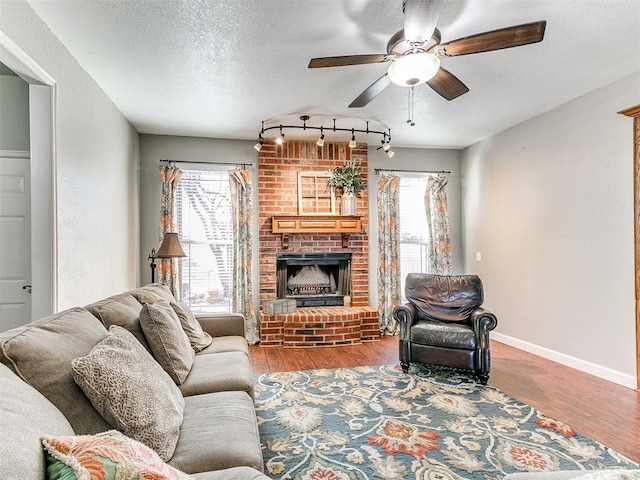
[41,430,193,480]
[0,363,74,480]
[192,467,271,480]
[131,283,177,304]
[503,472,640,480]
[71,326,184,460]
[169,391,264,474]
[84,292,151,352]
[179,350,254,399]
[0,307,112,434]
[171,301,213,352]
[140,301,195,384]
[197,335,249,356]
[405,273,484,323]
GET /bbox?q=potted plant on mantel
[327,161,365,216]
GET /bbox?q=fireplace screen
[277,253,351,307]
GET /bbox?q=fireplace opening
[277,253,351,307]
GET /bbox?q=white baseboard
[492,332,637,390]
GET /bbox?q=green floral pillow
[41,430,193,480]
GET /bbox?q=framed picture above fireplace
[297,171,336,215]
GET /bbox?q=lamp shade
[156,232,186,258]
[388,53,440,87]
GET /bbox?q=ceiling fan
[308,0,547,107]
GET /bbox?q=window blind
[175,169,233,313]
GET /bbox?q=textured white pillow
[140,301,195,384]
[171,301,213,352]
[71,326,185,461]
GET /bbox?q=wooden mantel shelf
[272,215,362,248]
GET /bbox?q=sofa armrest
[196,313,246,338]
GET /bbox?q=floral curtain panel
[424,175,452,274]
[229,169,259,344]
[377,173,401,335]
[158,165,182,296]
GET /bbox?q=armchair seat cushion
[411,320,477,350]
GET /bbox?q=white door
[0,152,31,330]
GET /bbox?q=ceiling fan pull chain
[407,86,416,127]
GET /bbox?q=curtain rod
[159,159,252,169]
[374,168,451,175]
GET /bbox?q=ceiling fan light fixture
[388,52,440,87]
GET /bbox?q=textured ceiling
[24,0,640,148]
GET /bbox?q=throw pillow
[71,326,184,461]
[41,430,194,480]
[171,301,213,352]
[140,301,195,384]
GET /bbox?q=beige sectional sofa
[0,283,268,479]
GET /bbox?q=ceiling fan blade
[426,67,469,100]
[308,54,391,68]
[349,73,392,108]
[440,21,547,57]
[403,0,442,43]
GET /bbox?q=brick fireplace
[258,140,379,346]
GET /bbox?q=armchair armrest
[393,302,418,339]
[196,313,246,338]
[470,307,498,348]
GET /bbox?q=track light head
[316,134,325,147]
[348,129,356,148]
[386,148,395,158]
[254,135,264,152]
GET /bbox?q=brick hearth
[261,306,379,347]
[257,140,380,346]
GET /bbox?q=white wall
[0,74,29,151]
[1,1,139,309]
[462,72,640,388]
[367,146,463,308]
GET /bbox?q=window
[175,168,233,314]
[399,176,430,300]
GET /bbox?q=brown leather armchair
[393,273,497,384]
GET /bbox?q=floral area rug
[253,364,638,479]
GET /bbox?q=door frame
[0,30,57,318]
[618,104,640,389]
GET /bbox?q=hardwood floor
[249,336,640,463]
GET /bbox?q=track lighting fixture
[386,148,395,158]
[348,129,356,148]
[255,115,392,157]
